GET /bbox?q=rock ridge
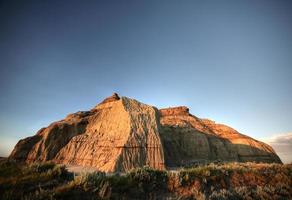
[159,106,190,116]
[98,93,120,105]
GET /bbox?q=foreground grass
[0,160,73,199]
[0,160,291,200]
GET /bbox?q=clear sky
[0,0,291,159]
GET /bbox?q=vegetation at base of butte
[0,160,291,200]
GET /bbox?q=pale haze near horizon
[0,1,291,163]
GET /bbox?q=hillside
[9,93,281,172]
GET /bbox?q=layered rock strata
[9,94,282,172]
[159,107,281,166]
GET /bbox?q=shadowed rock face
[159,107,282,166]
[9,94,282,172]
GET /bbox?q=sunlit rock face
[10,94,165,172]
[9,94,282,172]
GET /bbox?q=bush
[29,162,56,173]
[127,166,168,192]
[0,160,22,178]
[0,161,73,200]
[179,166,215,186]
[209,189,241,200]
[81,171,106,191]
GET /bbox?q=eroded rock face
[160,106,190,116]
[10,95,165,172]
[9,94,282,172]
[159,107,282,166]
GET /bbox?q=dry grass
[0,161,291,199]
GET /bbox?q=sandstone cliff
[159,107,281,166]
[9,94,281,172]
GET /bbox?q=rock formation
[159,107,281,166]
[9,94,282,172]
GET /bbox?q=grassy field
[0,160,291,200]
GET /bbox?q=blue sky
[0,0,292,159]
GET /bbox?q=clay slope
[9,94,281,172]
[10,94,165,172]
[159,107,282,166]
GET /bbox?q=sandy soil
[65,164,99,175]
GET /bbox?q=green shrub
[0,160,22,178]
[127,166,168,192]
[0,161,73,200]
[81,171,106,191]
[29,162,56,173]
[209,189,241,200]
[234,186,256,200]
[179,166,215,186]
[108,174,133,194]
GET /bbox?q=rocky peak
[99,93,120,105]
[159,106,190,116]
